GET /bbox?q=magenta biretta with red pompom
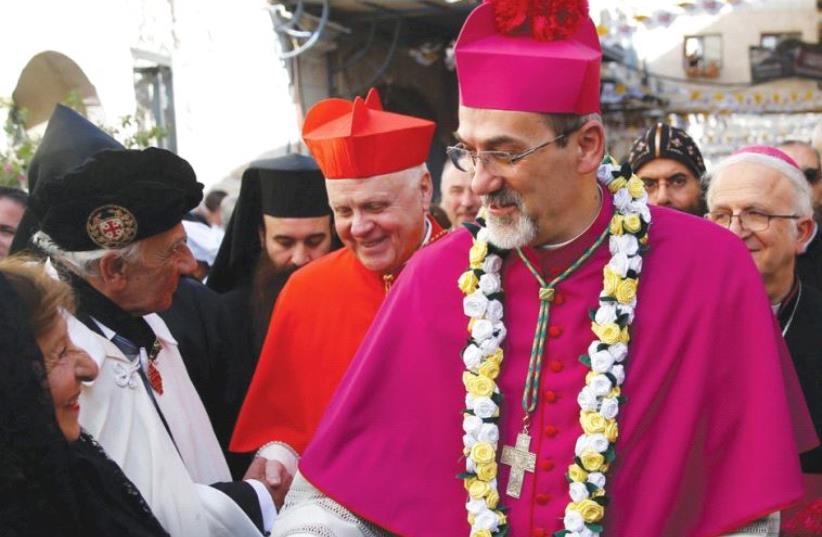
[455,0,601,114]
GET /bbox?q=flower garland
[457,156,651,537]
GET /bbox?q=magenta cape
[300,199,817,537]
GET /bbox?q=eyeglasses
[641,174,695,193]
[446,133,567,175]
[803,167,821,184]
[706,209,799,232]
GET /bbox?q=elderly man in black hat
[628,122,707,216]
[25,106,276,537]
[207,153,336,477]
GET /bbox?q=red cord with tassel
[488,0,589,41]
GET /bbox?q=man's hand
[244,456,293,510]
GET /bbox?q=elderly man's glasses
[446,133,567,175]
[706,209,799,232]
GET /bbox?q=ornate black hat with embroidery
[30,147,203,251]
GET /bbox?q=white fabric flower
[590,350,615,373]
[463,433,477,449]
[463,291,489,318]
[493,321,507,342]
[477,423,499,444]
[608,342,628,363]
[577,386,599,411]
[616,304,634,324]
[465,393,475,408]
[628,254,643,274]
[587,472,607,489]
[472,397,498,419]
[466,457,476,473]
[597,163,617,183]
[564,509,585,532]
[466,499,486,515]
[590,374,613,397]
[594,304,617,325]
[588,340,603,357]
[575,434,590,457]
[463,345,483,371]
[482,254,503,274]
[588,433,610,453]
[569,481,590,503]
[479,273,501,295]
[486,299,504,323]
[600,397,619,419]
[479,338,499,357]
[477,227,490,244]
[471,319,494,341]
[463,414,483,435]
[474,509,499,531]
[608,252,630,278]
[611,364,626,385]
[610,234,639,256]
[613,188,632,212]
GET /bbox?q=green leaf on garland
[594,495,610,506]
[585,481,598,493]
[491,392,503,405]
[605,445,616,463]
[553,531,571,537]
[604,372,617,385]
[456,471,477,479]
[586,523,604,533]
[579,354,592,367]
[617,395,628,404]
[588,308,598,321]
[498,525,510,537]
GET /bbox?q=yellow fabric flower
[497,512,508,526]
[475,462,498,482]
[479,360,500,379]
[608,177,627,193]
[592,322,621,345]
[459,271,480,294]
[615,278,638,304]
[580,450,605,472]
[627,176,646,199]
[486,348,504,366]
[609,215,624,236]
[467,375,495,397]
[606,419,619,443]
[568,464,589,482]
[472,530,492,537]
[464,477,477,491]
[580,411,608,434]
[487,489,500,509]
[608,386,621,398]
[468,479,490,499]
[470,442,496,465]
[603,266,620,296]
[577,498,606,523]
[469,241,489,267]
[623,213,642,233]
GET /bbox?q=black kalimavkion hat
[30,147,203,251]
[627,123,706,180]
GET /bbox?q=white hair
[705,152,813,218]
[31,231,144,280]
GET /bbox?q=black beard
[249,256,298,351]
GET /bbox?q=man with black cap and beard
[24,106,278,537]
[207,153,336,476]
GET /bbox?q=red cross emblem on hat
[86,204,138,249]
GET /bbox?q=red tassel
[489,0,589,42]
[488,0,530,34]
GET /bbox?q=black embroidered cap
[627,123,706,180]
[31,147,204,251]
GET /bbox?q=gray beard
[485,211,537,249]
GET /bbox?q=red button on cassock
[543,390,558,403]
[548,360,564,372]
[532,528,546,537]
[536,493,551,505]
[554,292,566,305]
[540,459,555,471]
[548,326,563,338]
[544,425,558,437]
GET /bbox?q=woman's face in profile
[36,316,98,441]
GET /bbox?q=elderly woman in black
[0,259,169,537]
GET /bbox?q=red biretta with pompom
[455,0,601,114]
[302,88,436,179]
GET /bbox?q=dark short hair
[540,113,601,148]
[0,186,28,207]
[204,190,228,212]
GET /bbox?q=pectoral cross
[500,432,536,498]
